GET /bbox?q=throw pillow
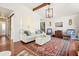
[24,31,31,36]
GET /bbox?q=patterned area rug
[23,38,66,56]
[22,37,77,56]
[17,50,33,56]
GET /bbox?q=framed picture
[69,19,72,25]
[55,22,63,27]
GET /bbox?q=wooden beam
[8,13,14,19]
[9,13,14,18]
[33,3,50,11]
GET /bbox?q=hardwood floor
[0,35,25,56]
[0,35,15,56]
[0,35,10,52]
[13,41,25,55]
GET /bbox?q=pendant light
[45,3,53,18]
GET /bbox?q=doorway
[0,19,9,37]
[0,7,14,56]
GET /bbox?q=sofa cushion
[24,31,31,36]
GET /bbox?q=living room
[0,3,79,56]
[14,3,79,56]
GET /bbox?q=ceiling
[23,3,42,10]
[23,3,79,18]
[0,7,13,18]
[53,3,79,18]
[0,3,79,19]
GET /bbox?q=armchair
[66,29,77,39]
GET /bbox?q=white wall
[22,11,40,32]
[44,14,79,34]
[0,4,40,42]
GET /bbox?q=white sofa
[35,35,51,45]
[21,30,51,44]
